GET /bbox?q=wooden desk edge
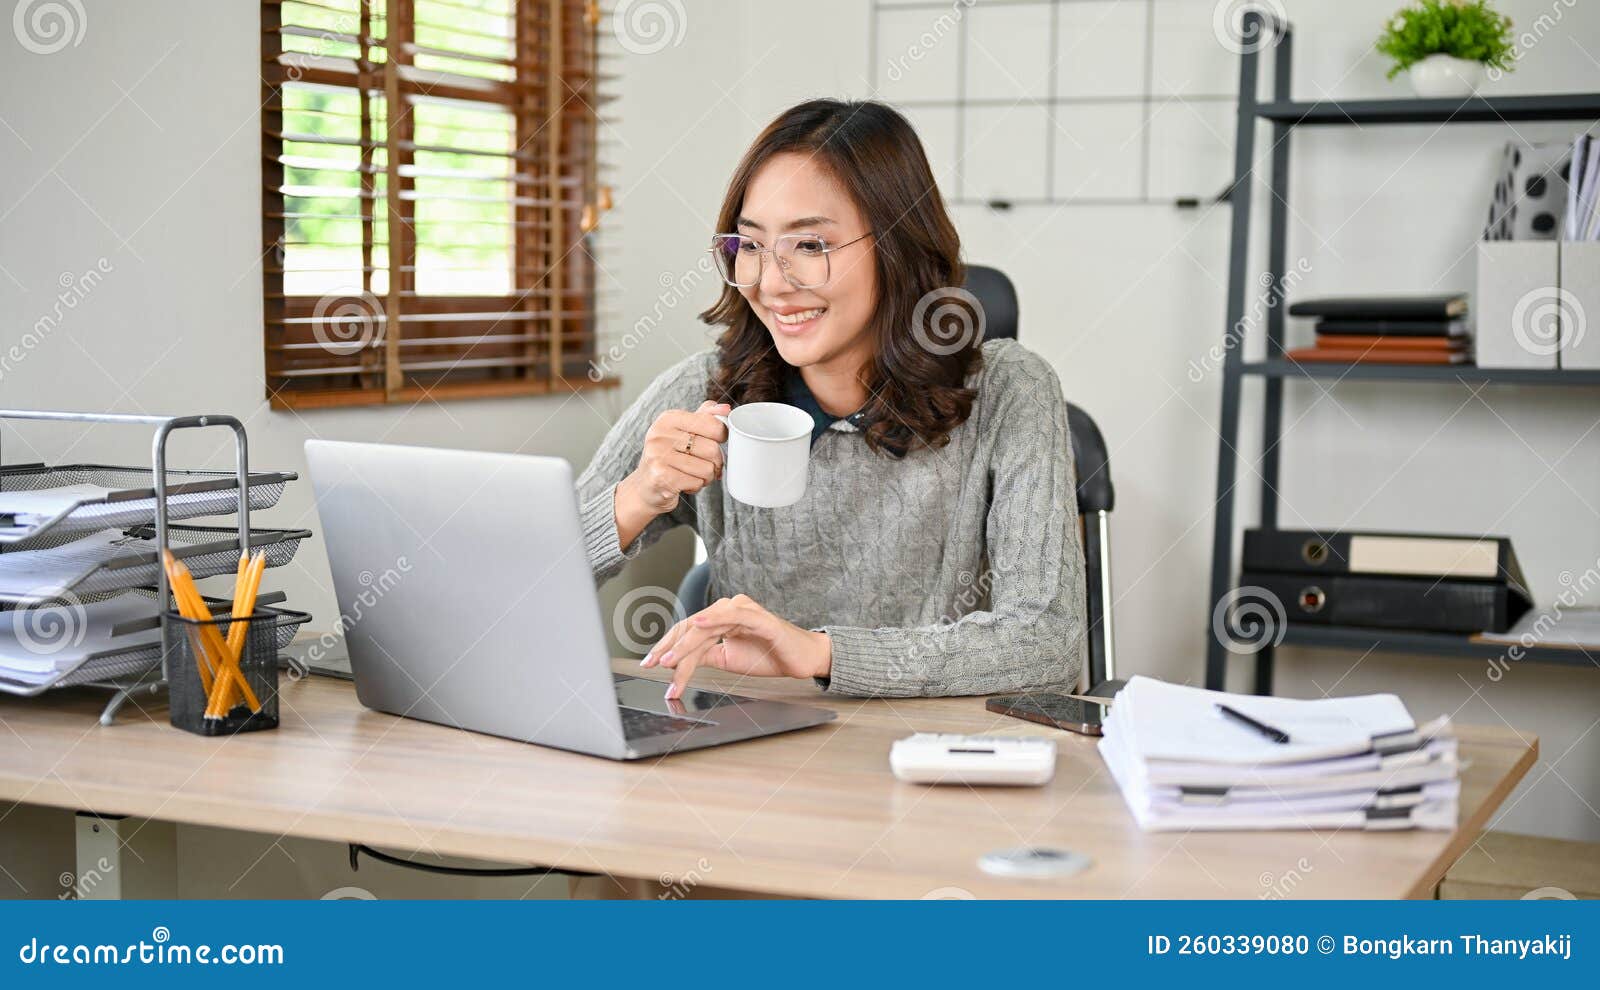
[0,681,1545,900]
[1403,733,1540,899]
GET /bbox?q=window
[262,0,615,408]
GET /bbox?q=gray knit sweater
[576,338,1085,698]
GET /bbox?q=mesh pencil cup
[164,608,281,736]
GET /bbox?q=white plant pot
[1408,53,1486,98]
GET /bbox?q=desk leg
[73,813,178,900]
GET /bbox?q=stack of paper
[0,593,161,689]
[0,529,147,602]
[1099,677,1460,832]
[0,484,113,538]
[1570,131,1600,242]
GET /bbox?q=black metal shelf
[1202,12,1600,694]
[1257,92,1600,126]
[1242,361,1600,386]
[1278,624,1600,671]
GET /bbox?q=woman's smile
[768,304,827,335]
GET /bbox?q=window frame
[261,0,614,409]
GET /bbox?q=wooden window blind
[261,0,617,409]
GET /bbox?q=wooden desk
[0,663,1537,899]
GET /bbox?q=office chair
[675,264,1123,698]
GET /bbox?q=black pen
[1216,703,1291,744]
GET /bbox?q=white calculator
[889,733,1057,786]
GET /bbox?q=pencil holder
[164,609,281,736]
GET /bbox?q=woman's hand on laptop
[614,401,730,549]
[641,594,831,700]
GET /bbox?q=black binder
[1242,529,1528,590]
[1242,571,1532,634]
[1287,293,1467,320]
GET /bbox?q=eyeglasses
[708,231,873,289]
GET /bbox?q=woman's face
[734,151,878,371]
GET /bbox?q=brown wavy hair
[699,99,980,455]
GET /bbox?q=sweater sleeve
[575,352,710,586]
[817,356,1087,697]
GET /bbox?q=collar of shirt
[781,366,906,458]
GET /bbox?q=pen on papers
[1215,703,1291,744]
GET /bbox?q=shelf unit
[1278,624,1598,670]
[1203,12,1600,693]
[1242,360,1600,386]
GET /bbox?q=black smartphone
[986,693,1107,736]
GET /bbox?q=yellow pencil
[163,552,219,693]
[166,552,256,718]
[209,551,266,717]
[212,553,253,715]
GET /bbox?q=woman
[577,98,1085,701]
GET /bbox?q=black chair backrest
[1066,406,1114,514]
[963,264,1113,513]
[965,264,1018,342]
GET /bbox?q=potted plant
[1376,0,1515,97]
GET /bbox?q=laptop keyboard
[619,706,713,739]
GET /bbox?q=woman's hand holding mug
[615,401,729,548]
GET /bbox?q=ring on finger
[681,431,696,454]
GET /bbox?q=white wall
[2,0,1597,846]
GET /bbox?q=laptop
[303,439,835,760]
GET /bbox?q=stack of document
[1569,130,1600,242]
[0,484,112,539]
[0,529,148,602]
[1100,677,1459,832]
[0,593,161,689]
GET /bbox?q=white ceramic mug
[715,402,813,508]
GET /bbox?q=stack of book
[1284,293,1471,365]
[1240,529,1533,635]
[1100,676,1459,832]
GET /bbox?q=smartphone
[986,693,1107,736]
